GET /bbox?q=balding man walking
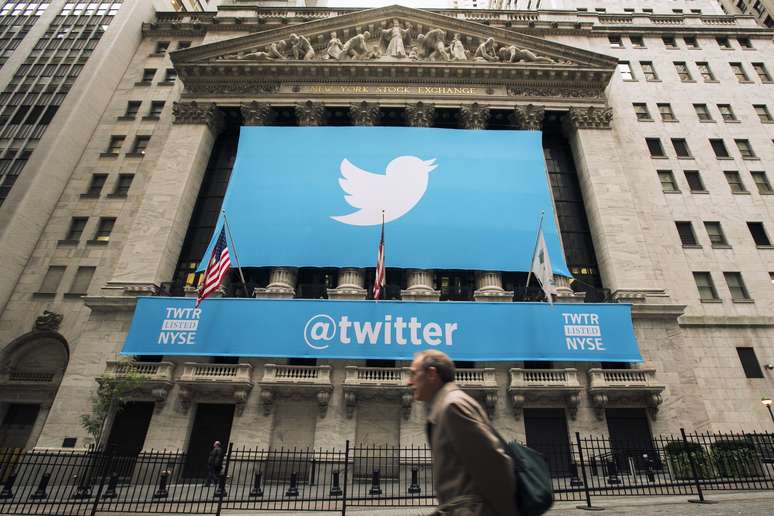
[408,350,517,516]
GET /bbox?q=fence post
[575,432,604,511]
[681,428,716,504]
[341,440,350,516]
[89,448,112,516]
[215,442,233,516]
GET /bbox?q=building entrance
[0,404,40,449]
[605,408,656,473]
[183,404,234,479]
[523,408,572,475]
[105,401,154,455]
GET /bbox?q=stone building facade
[0,0,773,460]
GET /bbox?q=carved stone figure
[324,32,343,60]
[418,29,449,61]
[448,33,467,61]
[288,33,314,60]
[498,45,554,64]
[340,31,370,60]
[474,38,498,62]
[34,310,63,331]
[380,19,410,58]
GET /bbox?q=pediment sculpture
[217,20,565,64]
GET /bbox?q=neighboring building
[719,0,774,27]
[0,0,772,465]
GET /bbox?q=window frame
[693,271,720,302]
[633,103,652,121]
[735,139,757,159]
[724,272,751,301]
[658,170,679,192]
[640,61,659,81]
[672,138,692,158]
[751,171,773,194]
[710,138,730,158]
[676,221,699,247]
[704,221,729,247]
[647,138,667,158]
[684,170,706,192]
[674,61,693,82]
[747,221,772,247]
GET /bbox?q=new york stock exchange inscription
[299,84,487,96]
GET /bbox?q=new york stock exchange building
[0,0,773,483]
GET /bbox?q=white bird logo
[331,156,438,226]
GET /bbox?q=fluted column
[327,268,367,300]
[241,101,272,126]
[512,104,545,130]
[401,269,440,301]
[459,103,490,130]
[254,267,297,298]
[406,101,434,128]
[296,100,324,126]
[553,275,585,303]
[349,101,380,126]
[107,101,223,293]
[473,271,513,302]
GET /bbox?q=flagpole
[375,210,385,302]
[523,211,545,299]
[222,210,250,298]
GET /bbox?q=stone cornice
[679,315,774,327]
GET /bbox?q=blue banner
[121,297,642,362]
[200,127,570,275]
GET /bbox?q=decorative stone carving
[448,33,468,61]
[507,86,604,99]
[344,391,357,418]
[323,32,343,60]
[349,101,380,126]
[647,393,663,419]
[34,310,63,332]
[512,104,545,131]
[401,392,413,419]
[474,38,498,62]
[241,101,271,126]
[340,31,371,60]
[564,106,614,131]
[484,392,498,419]
[566,393,580,420]
[178,387,192,412]
[418,29,449,61]
[498,45,554,63]
[225,40,288,61]
[289,34,315,60]
[186,83,280,96]
[406,101,434,128]
[317,390,331,417]
[510,393,526,420]
[172,101,223,133]
[295,100,324,126]
[591,393,608,420]
[380,20,411,58]
[459,103,490,130]
[260,390,273,416]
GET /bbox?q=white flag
[531,228,557,304]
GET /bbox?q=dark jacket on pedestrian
[208,446,224,469]
[427,382,518,516]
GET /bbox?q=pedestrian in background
[408,350,518,516]
[206,440,223,487]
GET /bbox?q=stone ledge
[83,295,138,311]
[679,315,774,327]
[630,304,686,320]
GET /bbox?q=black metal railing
[0,430,772,515]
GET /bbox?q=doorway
[183,404,234,478]
[605,408,656,473]
[523,408,572,475]
[0,404,40,449]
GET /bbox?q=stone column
[296,100,324,126]
[401,269,440,301]
[349,101,380,126]
[553,275,586,303]
[473,272,513,302]
[254,267,297,298]
[241,101,272,126]
[459,103,490,130]
[106,101,223,293]
[327,268,367,300]
[405,101,435,128]
[512,104,545,130]
[561,106,664,300]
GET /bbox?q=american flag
[196,227,231,308]
[372,220,385,300]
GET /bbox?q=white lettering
[423,322,442,346]
[384,315,392,344]
[409,317,421,345]
[339,316,351,344]
[353,321,383,344]
[311,321,332,340]
[394,317,407,345]
[444,323,458,346]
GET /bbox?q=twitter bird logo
[331,156,438,226]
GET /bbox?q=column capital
[349,101,380,126]
[562,105,613,132]
[512,104,545,131]
[405,101,435,128]
[241,101,272,126]
[459,102,490,130]
[172,101,223,133]
[295,100,324,126]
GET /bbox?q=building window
[619,62,635,81]
[65,217,88,241]
[693,104,712,121]
[754,105,773,123]
[674,61,692,81]
[113,174,134,197]
[684,36,699,49]
[662,35,677,49]
[684,171,706,192]
[736,347,764,378]
[748,222,771,246]
[647,138,666,158]
[154,41,170,54]
[693,271,719,301]
[696,62,715,81]
[751,171,773,194]
[131,135,151,155]
[163,68,177,82]
[717,104,737,122]
[724,272,751,301]
[105,135,124,155]
[609,35,623,48]
[38,266,66,295]
[178,41,191,50]
[85,174,107,197]
[704,221,729,247]
[94,217,115,242]
[753,0,765,15]
[710,139,730,158]
[123,101,140,118]
[730,62,750,82]
[735,139,756,159]
[738,37,753,49]
[716,37,731,49]
[148,101,165,117]
[630,36,645,48]
[658,170,679,192]
[752,63,772,82]
[676,221,698,246]
[672,138,692,158]
[633,103,651,121]
[640,61,659,80]
[67,266,95,296]
[658,104,676,122]
[141,68,156,83]
[724,171,747,193]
